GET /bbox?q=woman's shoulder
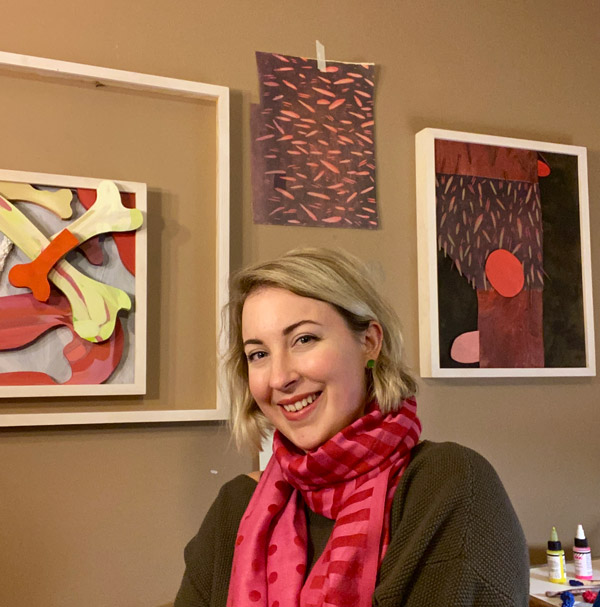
[379,441,529,604]
[197,474,258,528]
[175,474,259,607]
[392,440,525,547]
[410,438,490,462]
[216,473,258,504]
[395,440,513,517]
[194,474,258,538]
[405,440,500,483]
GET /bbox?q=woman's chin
[283,429,328,453]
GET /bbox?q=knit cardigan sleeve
[373,442,529,607]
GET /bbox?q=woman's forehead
[241,288,340,334]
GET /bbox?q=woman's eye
[247,351,267,362]
[295,334,317,346]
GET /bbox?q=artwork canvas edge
[415,127,595,379]
[0,406,230,427]
[0,168,147,398]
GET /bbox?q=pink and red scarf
[227,398,421,607]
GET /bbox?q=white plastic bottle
[573,524,593,581]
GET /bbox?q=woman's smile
[278,391,323,421]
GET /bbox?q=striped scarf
[227,398,421,607]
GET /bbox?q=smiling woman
[174,248,530,607]
[225,248,417,454]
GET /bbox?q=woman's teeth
[282,393,318,412]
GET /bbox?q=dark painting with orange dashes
[251,51,378,229]
[434,141,586,369]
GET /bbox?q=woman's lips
[279,391,322,420]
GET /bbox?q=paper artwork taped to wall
[251,51,378,228]
[0,169,147,397]
[416,129,595,377]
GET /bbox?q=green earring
[366,359,375,369]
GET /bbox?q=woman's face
[242,287,382,452]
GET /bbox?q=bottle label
[573,549,593,578]
[547,553,566,582]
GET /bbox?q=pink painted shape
[0,293,124,385]
[0,195,12,211]
[0,371,59,385]
[54,265,86,301]
[450,330,480,364]
[0,292,71,348]
[63,320,124,384]
[485,249,525,298]
[77,188,136,275]
[78,237,104,266]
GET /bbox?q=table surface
[530,559,599,606]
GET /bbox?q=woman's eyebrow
[243,320,322,347]
[282,320,321,335]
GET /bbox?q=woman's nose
[268,352,299,392]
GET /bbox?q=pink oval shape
[450,330,480,364]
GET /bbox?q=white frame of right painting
[416,127,595,378]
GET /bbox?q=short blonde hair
[224,247,417,453]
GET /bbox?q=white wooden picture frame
[0,169,147,397]
[416,128,595,378]
[0,51,230,425]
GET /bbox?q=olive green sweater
[175,441,529,606]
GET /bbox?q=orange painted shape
[8,229,80,302]
[450,330,480,364]
[484,249,525,298]
[537,159,551,177]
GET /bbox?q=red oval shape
[485,249,524,297]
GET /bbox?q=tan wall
[1,1,600,605]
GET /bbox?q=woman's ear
[363,321,383,362]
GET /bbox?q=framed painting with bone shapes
[416,128,595,378]
[0,168,146,396]
[0,50,229,426]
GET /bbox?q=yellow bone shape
[0,192,131,343]
[7,180,144,301]
[66,180,143,241]
[0,181,73,219]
